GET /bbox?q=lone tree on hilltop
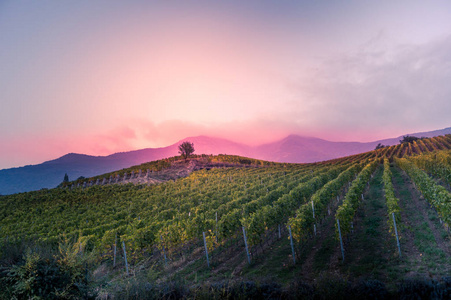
[178,141,195,162]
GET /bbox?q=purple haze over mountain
[0,127,450,195]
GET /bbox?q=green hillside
[1,135,451,299]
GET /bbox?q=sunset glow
[1,1,451,169]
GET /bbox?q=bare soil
[113,159,259,186]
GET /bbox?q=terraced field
[1,135,450,298]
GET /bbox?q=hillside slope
[1,127,450,194]
[1,146,450,298]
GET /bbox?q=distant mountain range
[1,127,450,195]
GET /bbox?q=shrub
[0,239,95,299]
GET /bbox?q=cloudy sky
[1,1,451,169]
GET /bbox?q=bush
[0,239,95,299]
[399,136,419,144]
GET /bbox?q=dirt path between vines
[391,165,451,279]
[298,189,346,282]
[335,166,394,281]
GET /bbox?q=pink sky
[1,1,451,169]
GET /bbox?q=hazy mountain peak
[1,127,450,194]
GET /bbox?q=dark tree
[375,143,386,150]
[178,141,195,161]
[399,135,419,144]
[63,173,69,183]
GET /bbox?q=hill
[1,138,451,298]
[1,127,451,194]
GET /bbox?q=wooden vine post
[242,227,251,264]
[122,241,129,276]
[160,235,168,266]
[202,232,210,268]
[113,233,117,268]
[337,218,345,262]
[392,212,402,257]
[288,225,296,264]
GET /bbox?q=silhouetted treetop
[399,136,419,144]
[178,141,195,161]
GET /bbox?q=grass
[339,165,393,280]
[4,153,451,298]
[242,237,296,283]
[390,165,451,277]
[312,227,338,273]
[96,163,450,293]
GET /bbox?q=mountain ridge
[1,126,450,195]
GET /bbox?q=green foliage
[178,141,195,161]
[399,135,420,144]
[288,163,361,244]
[375,143,386,150]
[395,157,451,225]
[382,159,401,235]
[0,239,95,299]
[408,150,451,186]
[335,160,380,238]
[2,146,451,295]
[243,164,348,246]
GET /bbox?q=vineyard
[1,135,451,298]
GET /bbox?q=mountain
[1,127,450,195]
[254,135,373,163]
[371,127,451,147]
[0,136,252,195]
[253,127,451,163]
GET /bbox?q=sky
[1,1,451,169]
